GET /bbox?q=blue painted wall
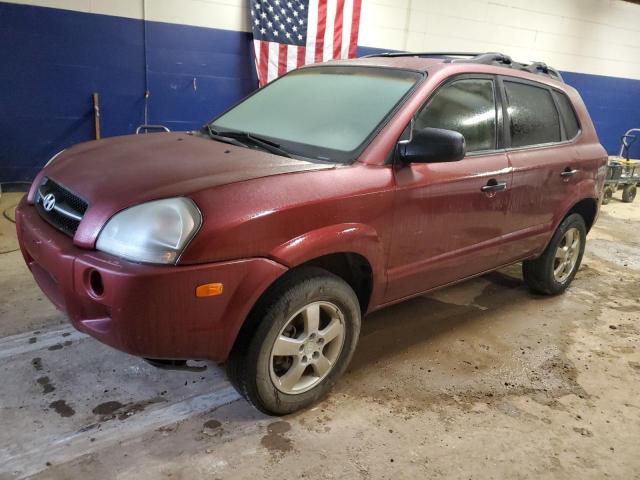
[0,2,257,182]
[1,3,639,182]
[561,71,640,156]
[144,21,257,133]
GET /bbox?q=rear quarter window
[552,90,581,139]
[504,81,561,148]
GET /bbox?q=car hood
[35,132,335,247]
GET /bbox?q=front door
[385,76,512,302]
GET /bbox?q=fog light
[196,283,224,297]
[89,269,104,297]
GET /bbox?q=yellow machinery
[604,128,639,204]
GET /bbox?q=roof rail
[449,52,512,65]
[362,52,484,59]
[363,51,564,82]
[522,62,564,81]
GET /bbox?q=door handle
[560,168,579,178]
[481,179,507,192]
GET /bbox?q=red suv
[16,52,607,414]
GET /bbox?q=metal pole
[92,92,101,140]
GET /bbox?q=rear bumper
[15,198,287,361]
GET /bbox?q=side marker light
[196,283,224,297]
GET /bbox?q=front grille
[35,177,88,236]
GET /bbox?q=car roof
[328,55,446,71]
[322,52,568,89]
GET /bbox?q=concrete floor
[0,191,639,479]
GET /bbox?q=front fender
[269,223,387,306]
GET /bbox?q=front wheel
[602,186,614,205]
[622,184,637,203]
[522,213,586,295]
[227,267,361,415]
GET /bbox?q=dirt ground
[0,190,639,479]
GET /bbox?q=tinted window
[415,79,496,153]
[504,81,561,147]
[552,90,580,139]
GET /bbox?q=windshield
[211,66,422,162]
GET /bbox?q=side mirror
[398,127,466,164]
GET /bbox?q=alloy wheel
[269,301,346,394]
[553,227,581,283]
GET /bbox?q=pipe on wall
[143,0,150,126]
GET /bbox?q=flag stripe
[305,0,319,65]
[323,0,336,62]
[348,0,362,58]
[286,44,298,72]
[333,0,345,59]
[340,0,353,59]
[314,0,327,63]
[278,43,288,77]
[259,40,269,87]
[267,41,279,83]
[297,46,306,68]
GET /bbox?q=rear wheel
[227,267,361,415]
[622,184,637,203]
[522,213,586,295]
[602,186,614,205]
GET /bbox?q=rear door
[499,77,582,259]
[386,75,512,302]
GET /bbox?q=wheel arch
[537,196,598,257]
[563,197,598,232]
[268,222,385,311]
[228,224,384,360]
[296,252,374,313]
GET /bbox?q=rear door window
[415,78,497,153]
[504,81,561,147]
[552,90,580,139]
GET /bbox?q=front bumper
[15,198,287,361]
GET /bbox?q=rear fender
[553,179,598,230]
[538,178,599,255]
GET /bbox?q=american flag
[250,0,363,87]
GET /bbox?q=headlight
[96,197,202,264]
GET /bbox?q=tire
[622,184,637,203]
[226,267,361,415]
[602,186,614,205]
[522,213,586,295]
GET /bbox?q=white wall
[6,0,640,79]
[2,0,250,31]
[359,0,640,80]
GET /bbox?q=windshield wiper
[203,125,249,148]
[213,129,292,158]
[203,125,293,158]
